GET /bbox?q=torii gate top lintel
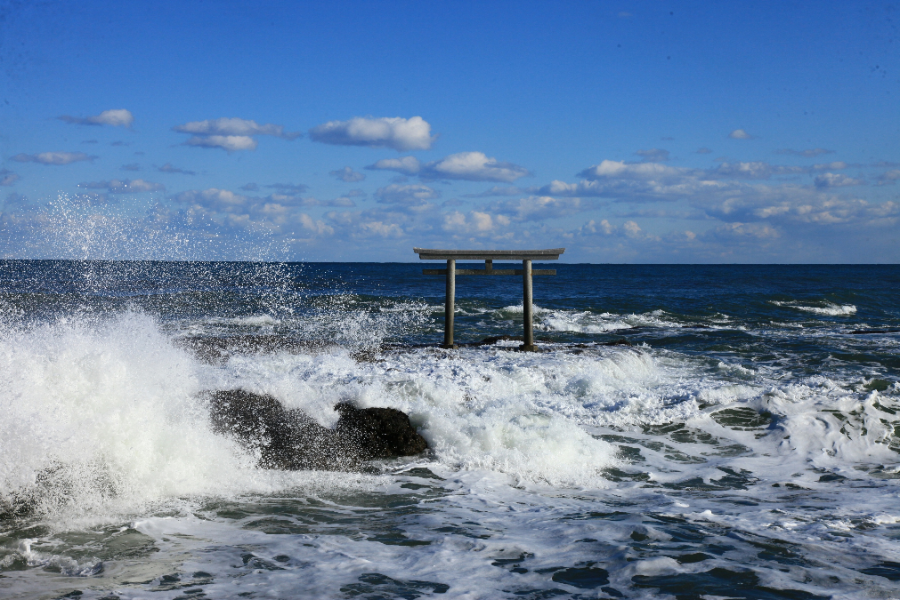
[414,247,565,351]
[414,248,564,261]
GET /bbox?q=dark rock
[336,403,429,458]
[601,339,632,346]
[206,389,427,471]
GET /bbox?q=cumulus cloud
[367,156,422,175]
[425,152,530,182]
[622,220,642,237]
[58,109,134,127]
[442,210,509,234]
[877,169,900,185]
[575,159,686,183]
[240,183,259,191]
[330,166,366,182]
[489,196,585,222]
[728,129,754,140]
[464,185,532,198]
[581,219,615,235]
[78,179,166,193]
[538,157,899,232]
[12,152,96,165]
[309,116,434,151]
[174,118,300,139]
[814,173,864,189]
[174,117,300,151]
[376,184,440,205]
[369,151,530,182]
[776,148,834,157]
[713,161,805,179]
[184,135,258,151]
[635,148,670,162]
[172,188,250,210]
[157,163,195,175]
[0,170,19,186]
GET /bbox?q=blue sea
[1,261,899,599]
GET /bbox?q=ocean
[1,260,899,599]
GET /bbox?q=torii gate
[413,247,565,351]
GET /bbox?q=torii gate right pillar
[521,259,535,351]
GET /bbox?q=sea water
[1,261,899,599]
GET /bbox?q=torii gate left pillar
[414,248,565,351]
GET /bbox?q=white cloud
[623,220,642,237]
[309,116,435,151]
[11,152,97,165]
[713,161,805,179]
[877,169,900,185]
[709,222,780,240]
[174,117,300,139]
[540,157,898,231]
[174,117,300,151]
[184,135,258,151]
[78,179,165,193]
[367,156,422,175]
[442,210,509,234]
[814,173,864,189]
[370,152,529,182]
[358,220,405,237]
[465,185,531,198]
[489,196,585,221]
[330,166,366,182]
[59,109,134,127]
[376,184,440,205]
[580,219,615,235]
[173,188,250,210]
[728,129,754,140]
[299,214,334,236]
[424,152,530,182]
[577,159,684,181]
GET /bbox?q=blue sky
[1,0,898,262]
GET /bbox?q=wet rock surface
[206,389,428,471]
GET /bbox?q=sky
[0,0,898,263]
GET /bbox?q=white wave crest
[770,300,857,316]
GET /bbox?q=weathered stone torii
[414,247,565,351]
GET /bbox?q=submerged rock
[206,389,427,471]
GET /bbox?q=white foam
[770,300,857,316]
[0,312,380,525]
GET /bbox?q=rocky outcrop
[206,389,427,471]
